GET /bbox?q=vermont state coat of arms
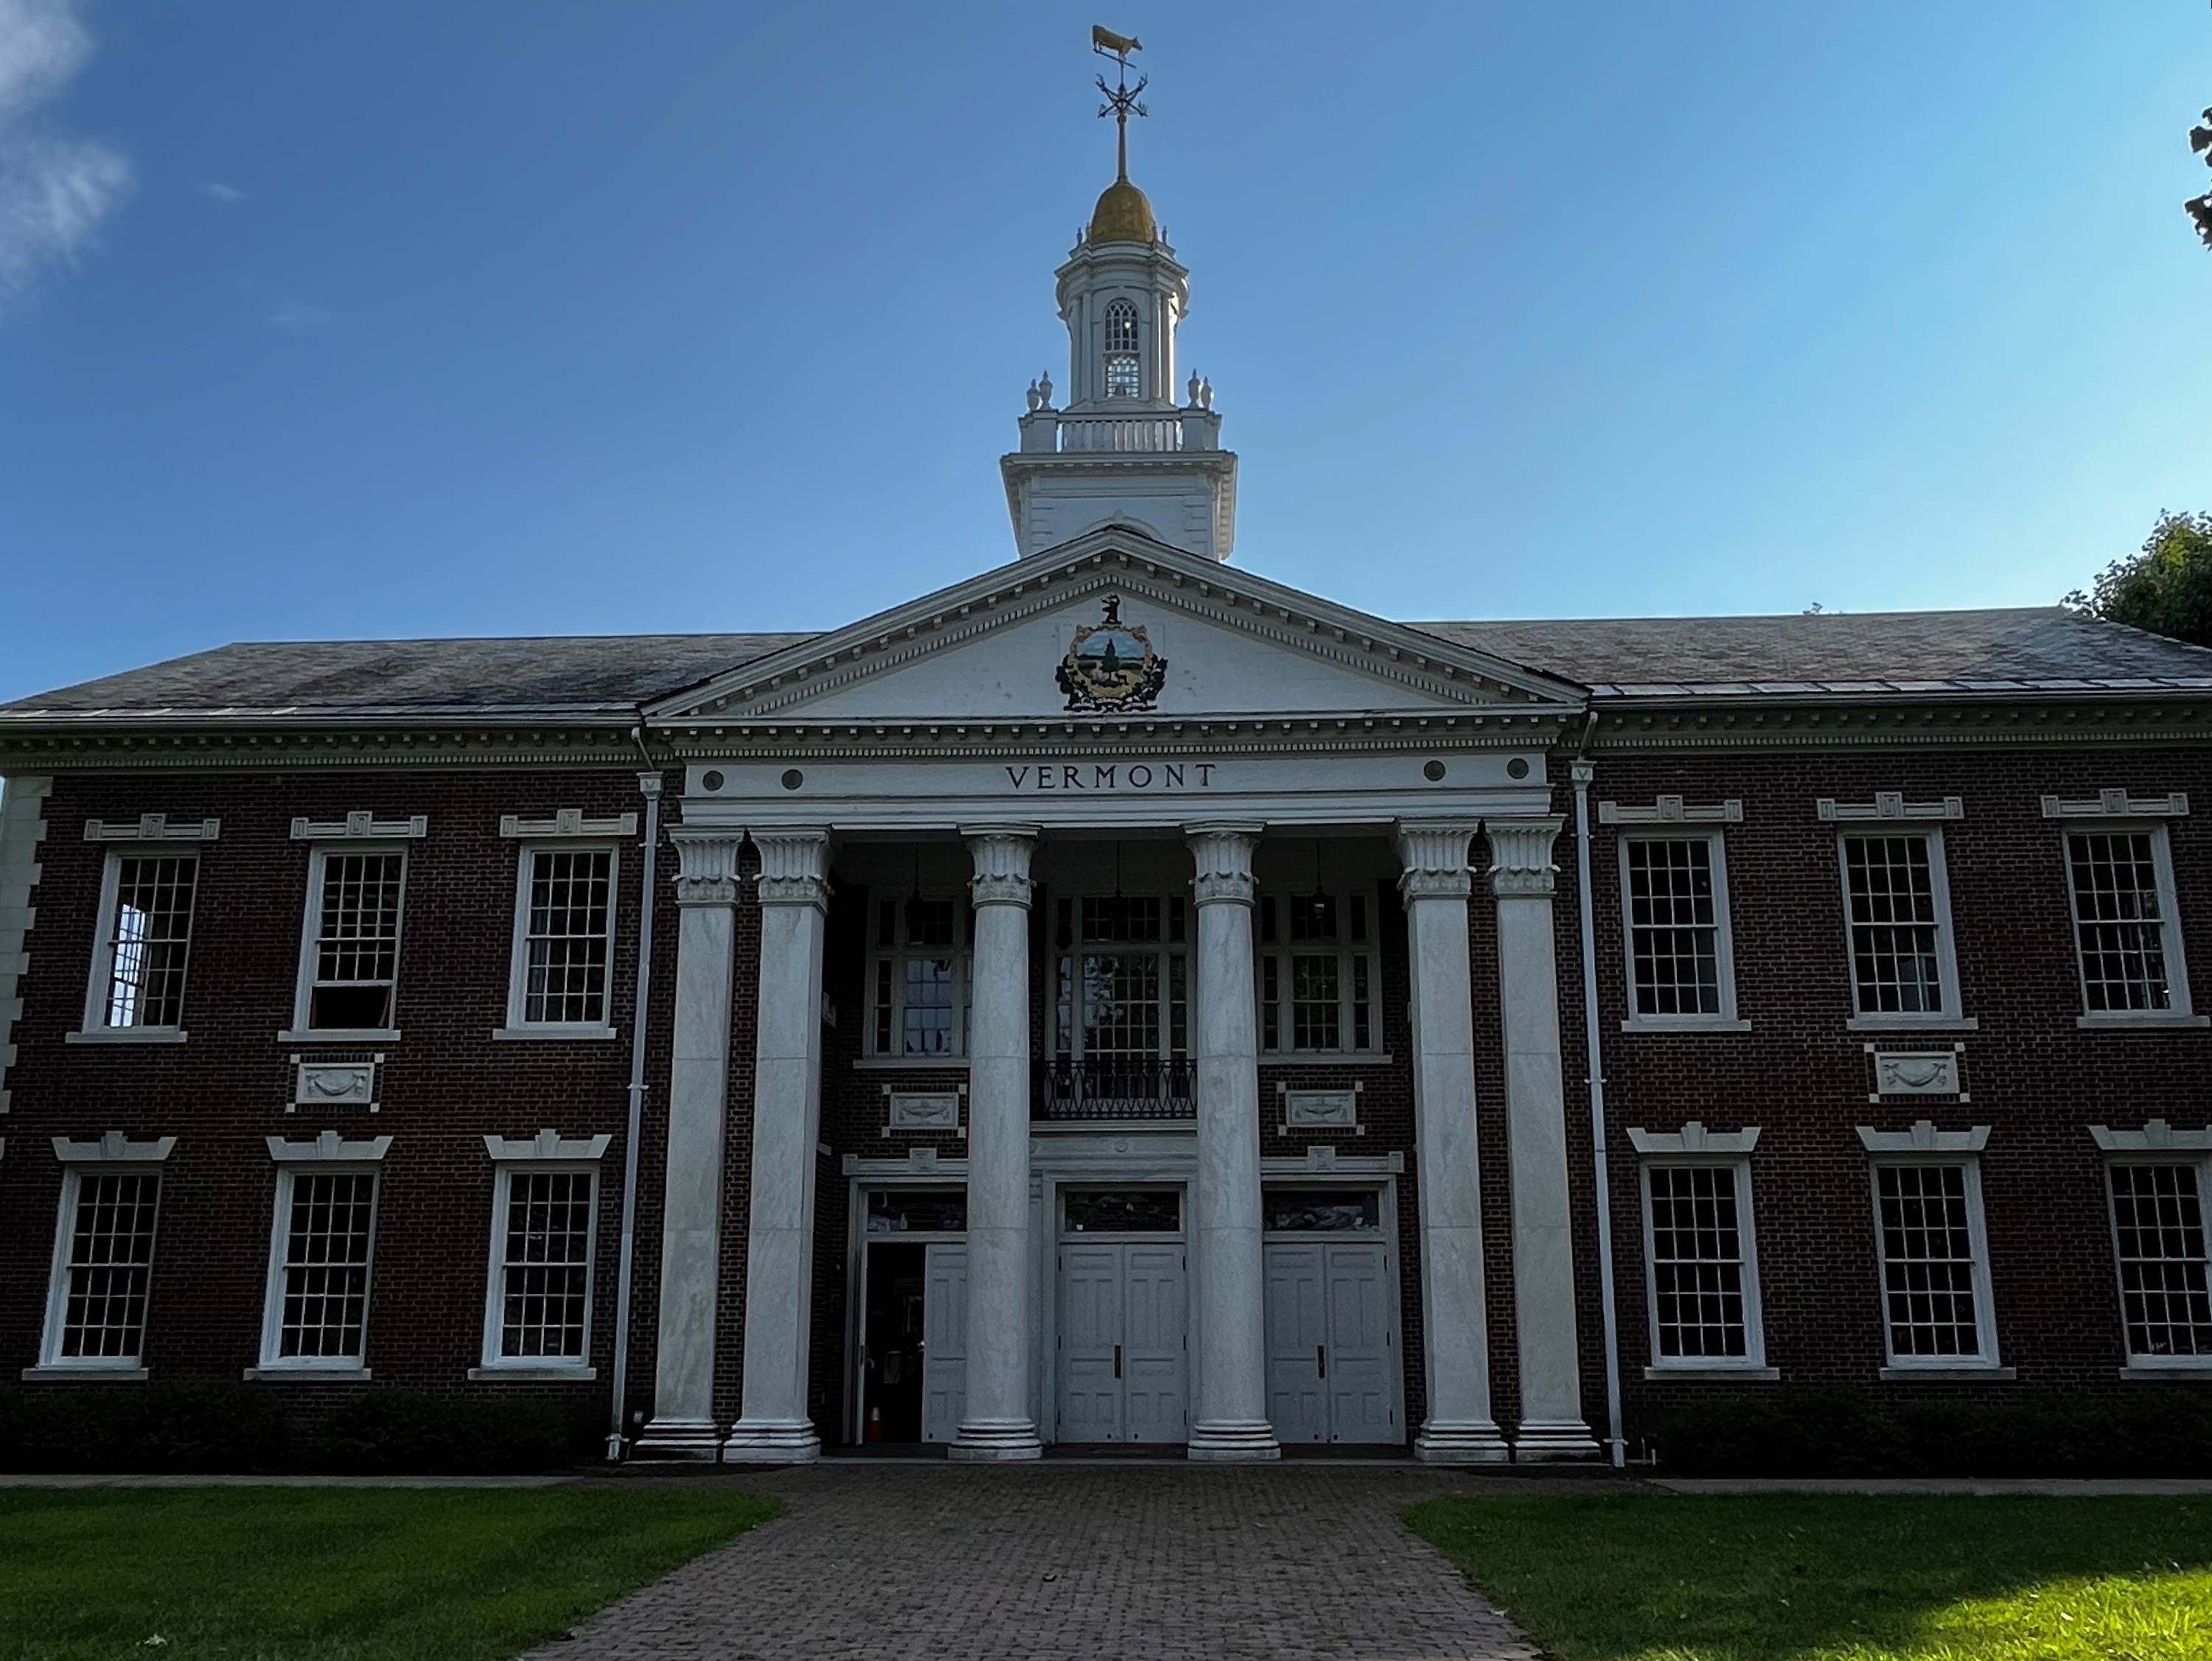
[1057,595,1168,713]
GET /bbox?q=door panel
[1323,1242,1396,1443]
[1263,1244,1330,1443]
[1121,1245,1187,1444]
[921,1244,968,1444]
[1058,1244,1124,1441]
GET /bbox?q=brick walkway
[526,1462,1552,1660]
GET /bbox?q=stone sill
[1259,1053,1398,1068]
[1620,1019,1752,1035]
[467,1365,599,1382]
[489,1027,617,1043]
[852,1057,969,1072]
[21,1365,147,1382]
[1847,1016,1979,1033]
[2077,1014,2211,1032]
[1644,1365,1779,1380]
[65,1029,186,1046]
[278,1029,400,1046]
[243,1365,372,1382]
[1879,1365,2015,1381]
[2120,1362,2212,1379]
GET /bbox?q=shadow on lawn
[1403,1493,2212,1660]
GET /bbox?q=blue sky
[1,2,2207,702]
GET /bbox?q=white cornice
[483,1129,613,1161]
[84,814,220,842]
[267,1130,392,1162]
[1856,1121,1989,1154]
[53,1132,176,1163]
[2042,790,2189,819]
[1627,1122,1761,1156]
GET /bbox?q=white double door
[1263,1240,1398,1444]
[920,1244,967,1444]
[1057,1242,1188,1444]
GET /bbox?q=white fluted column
[635,826,744,1459]
[1397,822,1510,1464]
[724,828,833,1464]
[951,825,1044,1461]
[1184,823,1280,1461]
[1487,816,1599,1460]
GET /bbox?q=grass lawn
[1405,1494,2212,1661]
[0,1486,779,1660]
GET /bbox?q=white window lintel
[1598,797,1743,825]
[267,1130,393,1162]
[481,1129,613,1162]
[2042,790,2189,819]
[1857,1120,1990,1154]
[290,813,428,841]
[1818,794,1964,822]
[2090,1120,2212,1153]
[52,1132,175,1163]
[1628,1122,1760,1156]
[83,815,220,842]
[498,809,637,839]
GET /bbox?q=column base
[630,1417,724,1461]
[948,1419,1044,1463]
[1185,1421,1282,1462]
[1414,1421,1513,1464]
[721,1419,823,1464]
[1512,1419,1602,1461]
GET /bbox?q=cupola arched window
[1103,300,1141,399]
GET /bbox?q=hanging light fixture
[904,845,927,942]
[1300,835,1333,934]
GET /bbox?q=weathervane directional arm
[1091,24,1147,180]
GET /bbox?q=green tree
[2193,107,2212,248]
[2068,511,2212,647]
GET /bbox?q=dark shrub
[313,1391,580,1475]
[0,1382,290,1474]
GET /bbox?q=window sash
[1640,1161,1764,1367]
[2066,828,2190,1016]
[1870,1160,1995,1363]
[486,1167,597,1364]
[264,1169,379,1365]
[1838,831,1956,1018]
[868,893,971,1058]
[43,1169,161,1366]
[1255,886,1378,1055]
[297,848,407,1031]
[87,853,199,1031]
[508,845,618,1028]
[2106,1160,2212,1361]
[1619,835,1734,1021]
[1051,900,1188,1063]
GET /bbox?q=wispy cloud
[0,0,130,314]
[195,178,245,203]
[268,301,329,334]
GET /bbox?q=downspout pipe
[607,730,664,1461]
[1571,722,1627,1469]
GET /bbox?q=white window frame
[1863,1144,2001,1374]
[79,848,200,1041]
[32,1136,176,1380]
[867,890,972,1060]
[1051,890,1190,1065]
[1256,882,1381,1057]
[289,844,409,1041]
[475,1134,607,1379]
[254,1135,391,1378]
[500,842,620,1038]
[1617,831,1743,1031]
[2060,820,2197,1026]
[1637,1156,1768,1374]
[1835,828,1968,1028]
[2093,1133,2212,1372]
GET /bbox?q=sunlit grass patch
[1404,1493,2212,1660]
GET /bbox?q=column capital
[668,827,746,907]
[1185,822,1264,907]
[1486,816,1563,898]
[751,828,834,910]
[963,825,1039,909]
[1395,820,1479,901]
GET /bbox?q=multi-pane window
[1644,1164,1761,1363]
[1103,299,1141,398]
[1054,895,1187,1062]
[268,1170,379,1364]
[44,1170,161,1365]
[1257,888,1377,1054]
[487,1168,596,1364]
[1871,1162,1993,1363]
[1841,833,1955,1018]
[512,847,615,1027]
[90,853,198,1029]
[301,850,406,1030]
[1621,836,1734,1021]
[2107,1162,2212,1361]
[870,895,969,1058]
[2066,829,2189,1016]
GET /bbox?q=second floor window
[1621,835,1736,1021]
[871,895,970,1058]
[1103,299,1140,398]
[1055,894,1187,1062]
[1839,831,1958,1020]
[510,847,616,1028]
[1257,887,1375,1054]
[88,852,198,1030]
[2065,828,2191,1017]
[301,850,406,1031]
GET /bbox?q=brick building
[3,146,2211,1467]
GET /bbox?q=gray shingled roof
[6,607,2210,722]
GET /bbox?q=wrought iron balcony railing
[1031,1057,1196,1122]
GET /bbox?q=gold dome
[1088,177,1157,245]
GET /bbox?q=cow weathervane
[1093,25,1147,182]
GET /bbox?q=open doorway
[861,1242,927,1443]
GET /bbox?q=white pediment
[651,528,1583,727]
